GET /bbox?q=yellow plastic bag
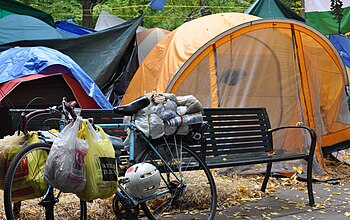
[1,132,47,202]
[0,131,27,189]
[77,120,118,201]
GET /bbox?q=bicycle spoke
[139,141,217,220]
[3,143,87,220]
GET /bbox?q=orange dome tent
[122,13,350,172]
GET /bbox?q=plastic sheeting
[55,20,96,36]
[0,46,112,109]
[329,34,350,83]
[95,11,146,32]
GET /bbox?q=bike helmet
[125,162,161,199]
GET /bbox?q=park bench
[195,107,316,206]
[9,107,316,206]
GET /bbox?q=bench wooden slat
[206,147,270,155]
[205,152,309,168]
[208,126,267,132]
[209,131,268,138]
[207,121,267,127]
[207,136,269,143]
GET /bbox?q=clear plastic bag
[44,117,88,193]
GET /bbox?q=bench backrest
[9,107,272,157]
[79,109,127,138]
[9,109,127,137]
[9,109,62,132]
[201,108,272,156]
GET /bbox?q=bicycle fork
[38,185,58,220]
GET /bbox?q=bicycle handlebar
[20,98,78,135]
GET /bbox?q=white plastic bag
[176,95,203,113]
[134,106,165,139]
[44,117,88,193]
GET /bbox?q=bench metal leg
[307,159,315,206]
[261,162,272,192]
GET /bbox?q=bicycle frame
[96,121,183,205]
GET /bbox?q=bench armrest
[268,126,317,157]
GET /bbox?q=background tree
[17,0,302,30]
[331,0,344,34]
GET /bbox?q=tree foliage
[17,0,302,30]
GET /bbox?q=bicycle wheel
[3,142,87,220]
[138,139,217,220]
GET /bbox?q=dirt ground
[0,153,349,219]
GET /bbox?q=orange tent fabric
[121,13,261,104]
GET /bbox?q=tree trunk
[82,0,93,28]
[301,0,305,18]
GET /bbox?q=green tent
[0,0,54,27]
[0,14,70,44]
[245,0,304,22]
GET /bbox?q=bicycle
[4,96,217,219]
[101,95,217,219]
[3,98,90,220]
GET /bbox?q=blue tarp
[149,0,166,10]
[0,46,112,109]
[329,35,350,69]
[55,19,96,36]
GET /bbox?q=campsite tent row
[0,1,167,137]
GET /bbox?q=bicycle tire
[138,140,217,220]
[3,142,87,220]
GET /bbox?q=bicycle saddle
[113,96,150,116]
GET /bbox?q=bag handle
[78,119,100,141]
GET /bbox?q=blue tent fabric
[0,46,112,109]
[329,35,350,69]
[0,14,72,44]
[55,20,96,36]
